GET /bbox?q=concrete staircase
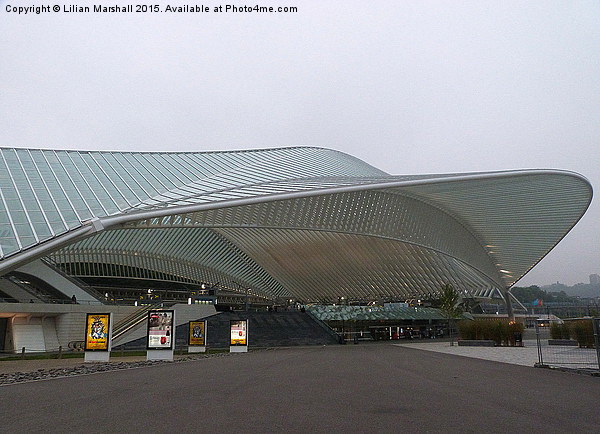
[199,311,339,348]
[114,310,339,350]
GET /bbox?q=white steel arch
[0,146,592,303]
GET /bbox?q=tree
[438,283,463,319]
[437,283,463,341]
[511,285,579,305]
[511,285,545,304]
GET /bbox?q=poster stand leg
[85,351,110,362]
[147,349,174,361]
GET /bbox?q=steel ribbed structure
[0,146,592,302]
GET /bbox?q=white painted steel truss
[0,147,592,302]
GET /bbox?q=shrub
[457,320,476,340]
[507,321,524,346]
[473,320,485,340]
[488,321,504,346]
[457,319,524,346]
[569,320,595,348]
[550,322,570,340]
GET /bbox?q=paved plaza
[2,344,599,433]
[393,339,541,367]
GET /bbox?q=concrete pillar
[503,288,514,321]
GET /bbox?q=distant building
[590,274,600,285]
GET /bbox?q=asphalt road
[2,345,599,433]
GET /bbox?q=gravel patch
[0,352,232,386]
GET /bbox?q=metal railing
[3,274,55,303]
[112,303,162,341]
[0,345,66,358]
[305,309,343,343]
[41,257,107,303]
[0,296,104,305]
[535,318,600,371]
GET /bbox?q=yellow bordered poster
[84,313,110,351]
[189,321,206,346]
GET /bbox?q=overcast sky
[1,1,599,286]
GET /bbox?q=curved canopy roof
[0,146,592,302]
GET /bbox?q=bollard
[21,347,25,359]
[58,345,62,359]
[593,318,600,371]
[535,322,544,366]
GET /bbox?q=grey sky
[1,1,598,286]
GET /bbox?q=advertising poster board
[147,310,174,350]
[230,320,247,346]
[84,313,111,351]
[188,321,206,346]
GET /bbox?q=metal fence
[536,318,600,371]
